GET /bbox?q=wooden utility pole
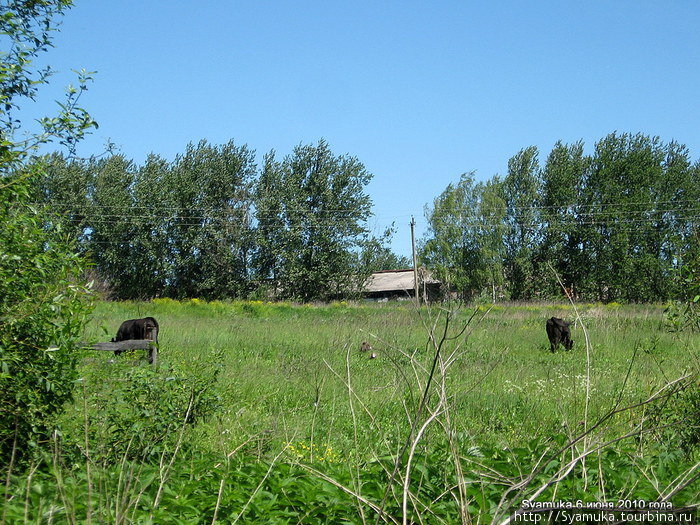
[411,216,419,306]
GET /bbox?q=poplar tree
[502,146,542,299]
[253,140,373,301]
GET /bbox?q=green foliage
[647,382,700,455]
[421,172,506,300]
[665,243,700,332]
[0,1,97,160]
[1,0,72,137]
[538,140,589,297]
[36,139,381,302]
[0,173,93,462]
[422,133,700,302]
[2,301,698,522]
[3,433,698,523]
[422,172,482,298]
[63,353,222,463]
[502,146,542,300]
[356,224,411,274]
[0,0,95,464]
[253,139,374,301]
[36,141,257,300]
[583,134,681,302]
[166,140,256,299]
[84,299,696,458]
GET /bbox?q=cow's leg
[553,335,562,352]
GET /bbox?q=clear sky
[30,1,700,257]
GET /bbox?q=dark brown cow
[546,317,573,352]
[112,317,159,356]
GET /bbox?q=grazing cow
[112,317,159,356]
[360,341,372,352]
[546,317,573,352]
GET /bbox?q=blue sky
[31,1,700,256]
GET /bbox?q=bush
[0,0,97,465]
[65,352,222,463]
[0,174,94,463]
[648,381,700,455]
[665,255,700,332]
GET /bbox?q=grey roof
[364,269,439,293]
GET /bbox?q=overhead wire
[23,198,700,243]
[25,201,700,222]
[33,212,700,227]
[29,197,700,213]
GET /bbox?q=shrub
[648,381,700,455]
[0,0,97,465]
[67,352,222,463]
[0,174,93,463]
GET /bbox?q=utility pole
[411,216,419,306]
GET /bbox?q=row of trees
[32,140,409,301]
[35,132,700,304]
[421,133,700,302]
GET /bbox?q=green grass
[5,300,698,523]
[83,300,696,455]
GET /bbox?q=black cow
[112,317,159,356]
[546,317,573,352]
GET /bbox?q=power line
[34,212,700,228]
[19,199,700,245]
[28,202,374,214]
[53,216,700,247]
[24,202,700,224]
[29,197,700,214]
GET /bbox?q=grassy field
[85,300,696,452]
[6,300,699,523]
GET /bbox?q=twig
[232,445,289,524]
[151,391,196,515]
[296,463,401,524]
[346,344,368,525]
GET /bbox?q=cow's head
[143,317,158,341]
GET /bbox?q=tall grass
[86,300,693,453]
[3,300,698,523]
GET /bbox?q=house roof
[364,269,440,293]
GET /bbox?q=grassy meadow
[86,299,696,453]
[5,300,699,523]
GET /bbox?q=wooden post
[148,341,158,366]
[411,216,419,306]
[145,324,158,366]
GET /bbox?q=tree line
[34,132,700,304]
[31,139,409,301]
[421,133,700,302]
